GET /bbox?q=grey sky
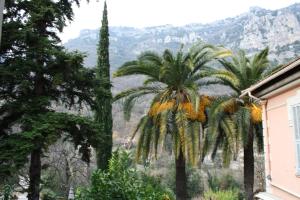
[60,0,300,42]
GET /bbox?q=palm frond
[209,70,240,89]
[186,120,200,165]
[113,60,160,80]
[114,86,161,102]
[220,116,239,161]
[222,139,232,167]
[157,110,169,152]
[143,78,161,86]
[219,59,242,79]
[130,115,148,141]
[136,117,153,161]
[138,51,163,66]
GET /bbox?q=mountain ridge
[65,3,300,69]
[64,3,300,142]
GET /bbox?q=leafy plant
[0,185,13,200]
[207,172,240,192]
[75,150,174,200]
[40,188,58,200]
[203,189,239,200]
[206,171,244,200]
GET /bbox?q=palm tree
[204,48,269,200]
[114,45,230,200]
[202,97,240,167]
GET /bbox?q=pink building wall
[262,85,300,200]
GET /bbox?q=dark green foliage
[207,172,241,192]
[0,0,100,172]
[75,150,175,200]
[0,1,104,199]
[40,189,58,200]
[203,189,240,200]
[0,185,14,200]
[0,113,102,177]
[95,1,113,170]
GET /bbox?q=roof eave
[240,57,300,98]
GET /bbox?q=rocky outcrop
[65,3,300,69]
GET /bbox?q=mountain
[64,3,300,143]
[65,3,300,70]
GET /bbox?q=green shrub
[207,172,240,192]
[187,167,204,198]
[0,185,13,200]
[40,188,58,200]
[75,150,174,200]
[203,189,239,200]
[206,171,244,199]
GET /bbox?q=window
[288,90,300,175]
[292,105,300,175]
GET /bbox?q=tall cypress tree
[95,1,113,170]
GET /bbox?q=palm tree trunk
[244,125,254,200]
[28,148,42,200]
[176,148,188,200]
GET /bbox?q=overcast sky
[60,0,300,42]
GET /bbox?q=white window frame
[287,90,300,176]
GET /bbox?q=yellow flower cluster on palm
[178,102,197,118]
[148,96,212,123]
[197,95,212,122]
[148,100,175,116]
[249,104,262,123]
[178,96,212,122]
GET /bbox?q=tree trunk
[28,148,42,200]
[244,125,254,200]
[27,72,44,200]
[176,148,188,200]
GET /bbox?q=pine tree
[0,1,103,199]
[95,1,113,170]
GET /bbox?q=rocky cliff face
[64,3,300,143]
[65,3,300,69]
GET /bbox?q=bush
[40,188,58,200]
[203,189,239,200]
[75,150,174,200]
[207,172,240,192]
[206,172,244,199]
[0,185,13,200]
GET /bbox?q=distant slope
[65,3,300,70]
[64,3,300,143]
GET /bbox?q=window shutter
[292,105,300,173]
